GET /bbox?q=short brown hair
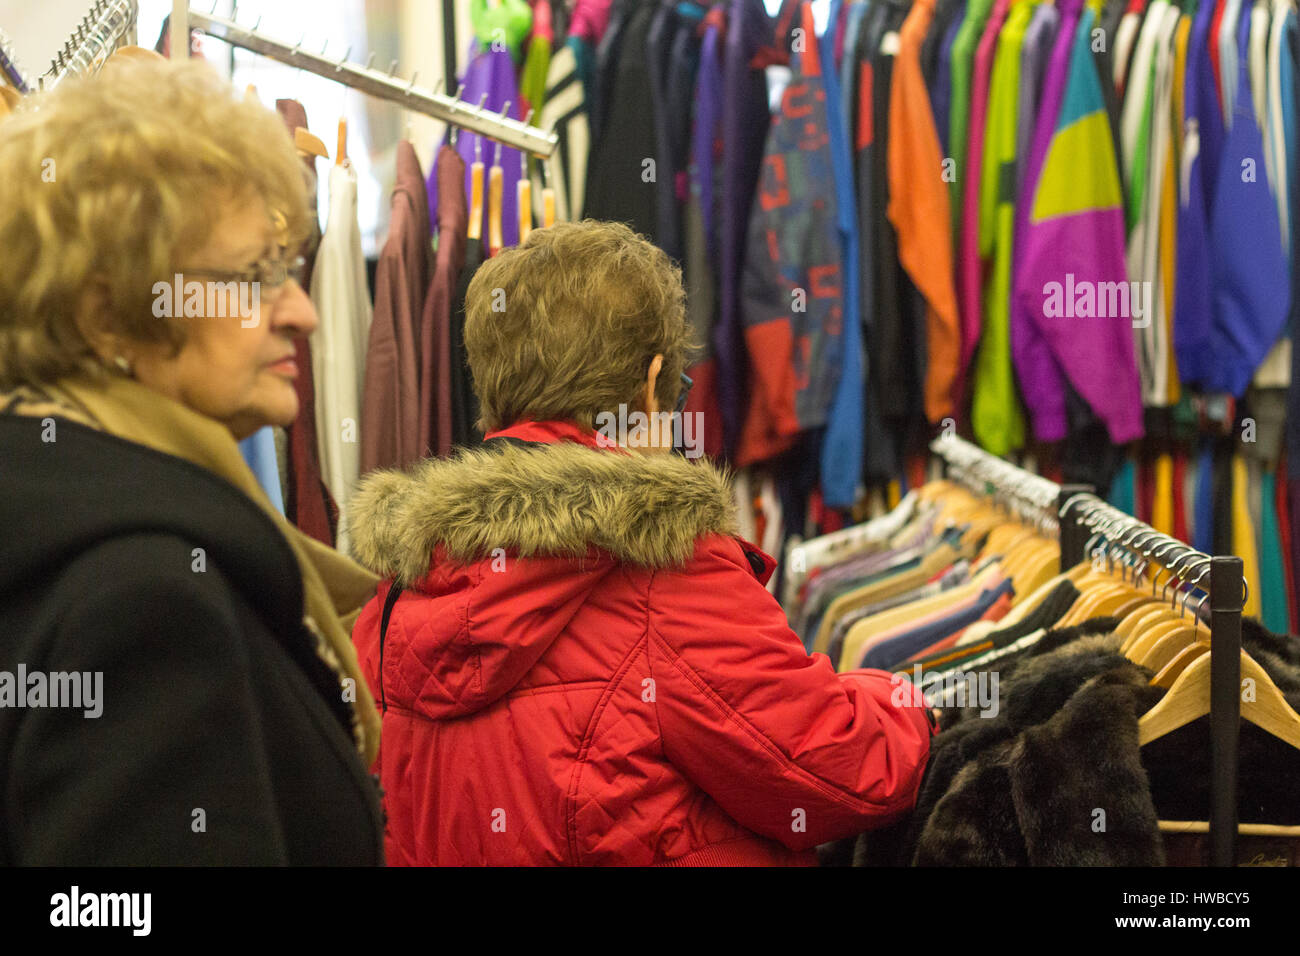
[464,220,695,433]
[0,57,311,389]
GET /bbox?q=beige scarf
[34,374,382,766]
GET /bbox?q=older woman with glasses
[347,219,935,867]
[0,58,383,864]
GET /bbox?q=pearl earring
[113,355,132,375]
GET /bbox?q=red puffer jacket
[349,420,934,866]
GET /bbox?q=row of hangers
[272,86,557,253]
[913,473,1300,754]
[0,34,562,249]
[1060,497,1300,750]
[792,433,1296,851]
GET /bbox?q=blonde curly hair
[464,220,697,433]
[0,57,312,389]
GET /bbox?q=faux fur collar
[347,441,739,585]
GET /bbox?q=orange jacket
[888,0,962,423]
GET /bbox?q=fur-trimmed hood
[348,439,739,586]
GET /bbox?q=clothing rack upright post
[169,5,557,157]
[1208,554,1244,867]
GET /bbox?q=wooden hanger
[1012,545,1060,599]
[1139,626,1201,674]
[920,478,1059,599]
[468,139,485,242]
[995,568,1070,628]
[488,140,505,256]
[1117,603,1171,646]
[336,118,348,166]
[1151,641,1210,689]
[1140,650,1300,750]
[294,127,328,161]
[1118,558,1212,653]
[1002,531,1057,581]
[1132,574,1215,672]
[1057,561,1132,625]
[518,151,532,244]
[885,488,955,550]
[1080,579,1151,622]
[985,523,1033,557]
[917,479,955,504]
[541,163,556,227]
[1129,616,1195,663]
[108,45,165,63]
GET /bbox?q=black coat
[0,415,384,865]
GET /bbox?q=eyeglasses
[184,253,307,294]
[675,372,693,415]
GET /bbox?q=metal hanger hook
[1179,557,1213,617]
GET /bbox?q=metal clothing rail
[7,0,138,91]
[170,3,558,157]
[930,433,1065,535]
[1059,492,1245,867]
[931,434,1246,866]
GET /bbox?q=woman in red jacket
[348,220,934,866]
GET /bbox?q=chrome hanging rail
[173,4,558,158]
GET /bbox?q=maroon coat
[275,98,337,545]
[362,141,432,475]
[420,146,467,458]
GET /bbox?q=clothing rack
[5,0,138,92]
[170,3,558,157]
[931,434,1246,866]
[1058,491,1245,867]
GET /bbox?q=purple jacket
[1174,0,1221,387]
[1011,0,1143,445]
[427,45,523,252]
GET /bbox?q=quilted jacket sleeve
[647,535,936,851]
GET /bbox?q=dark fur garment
[838,618,1300,865]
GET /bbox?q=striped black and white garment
[531,42,589,224]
